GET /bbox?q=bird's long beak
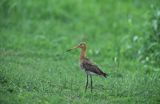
[66,45,79,52]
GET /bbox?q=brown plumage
[67,42,107,92]
[81,58,107,77]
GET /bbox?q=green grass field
[0,0,160,104]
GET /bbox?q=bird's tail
[102,72,107,78]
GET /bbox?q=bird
[67,42,107,92]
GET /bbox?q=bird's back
[80,58,107,77]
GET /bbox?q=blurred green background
[0,0,160,104]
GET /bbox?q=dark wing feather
[82,58,107,77]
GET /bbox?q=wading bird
[67,42,107,92]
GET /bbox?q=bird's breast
[80,63,85,70]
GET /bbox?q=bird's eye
[79,43,85,47]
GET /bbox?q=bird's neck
[80,47,86,60]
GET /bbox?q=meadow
[0,0,160,104]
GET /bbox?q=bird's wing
[82,58,105,76]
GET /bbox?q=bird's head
[67,42,86,52]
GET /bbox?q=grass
[0,0,160,104]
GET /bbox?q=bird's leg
[90,75,93,92]
[85,74,88,92]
